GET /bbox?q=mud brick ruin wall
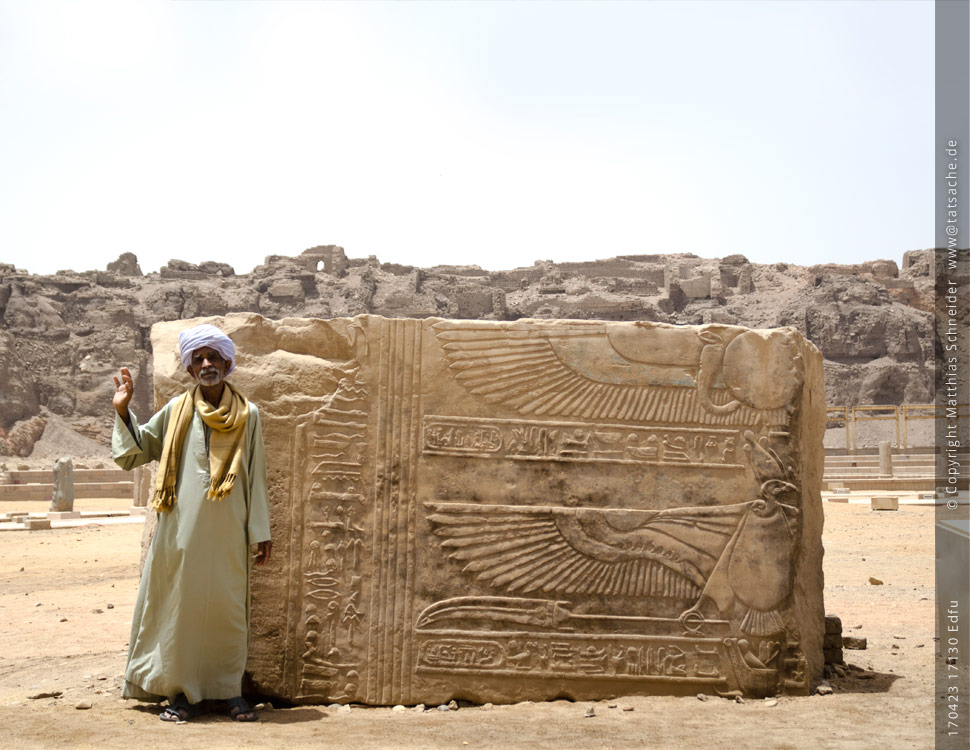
[0,246,935,454]
[152,312,825,704]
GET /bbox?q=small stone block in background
[871,497,898,511]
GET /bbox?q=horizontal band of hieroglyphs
[422,416,745,468]
[415,634,734,683]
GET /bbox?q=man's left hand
[254,540,272,565]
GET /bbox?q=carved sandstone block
[151,314,825,703]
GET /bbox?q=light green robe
[113,394,271,704]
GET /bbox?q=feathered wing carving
[433,321,779,424]
[434,322,621,419]
[426,502,752,601]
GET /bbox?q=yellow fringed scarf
[151,383,250,513]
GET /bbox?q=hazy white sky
[0,0,934,275]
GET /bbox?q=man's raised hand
[113,367,134,421]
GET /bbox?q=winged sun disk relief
[433,322,793,424]
[428,493,802,636]
[425,502,759,601]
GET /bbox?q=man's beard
[197,368,224,387]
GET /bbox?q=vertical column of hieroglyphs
[288,354,370,702]
[365,317,422,704]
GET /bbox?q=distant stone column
[131,465,152,515]
[48,457,80,520]
[878,440,893,476]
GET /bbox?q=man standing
[112,323,271,722]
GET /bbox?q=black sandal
[227,696,258,722]
[159,695,204,722]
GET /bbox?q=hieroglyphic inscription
[415,633,731,685]
[295,367,369,702]
[423,416,743,468]
[412,628,803,697]
[419,639,505,670]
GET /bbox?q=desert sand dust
[0,502,938,749]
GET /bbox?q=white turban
[178,324,236,374]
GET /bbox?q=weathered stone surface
[0,248,936,452]
[106,253,143,277]
[0,415,48,457]
[267,279,306,301]
[49,456,74,512]
[823,633,843,650]
[878,441,892,475]
[152,312,825,704]
[132,465,151,508]
[0,331,38,430]
[870,496,899,511]
[48,510,81,520]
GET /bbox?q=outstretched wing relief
[433,321,787,425]
[426,502,752,601]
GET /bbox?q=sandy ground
[0,501,940,749]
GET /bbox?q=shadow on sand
[825,661,901,694]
